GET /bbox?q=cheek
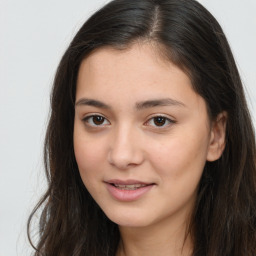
[74,141,101,171]
[73,126,106,182]
[74,139,106,200]
[148,129,209,180]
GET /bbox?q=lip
[106,179,151,185]
[105,179,155,202]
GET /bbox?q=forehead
[83,42,168,67]
[77,43,193,97]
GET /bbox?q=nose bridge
[108,122,143,169]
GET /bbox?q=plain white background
[0,0,255,255]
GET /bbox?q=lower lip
[106,183,154,202]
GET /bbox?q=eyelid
[82,113,110,127]
[81,113,175,129]
[144,114,176,128]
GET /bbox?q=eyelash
[144,115,175,128]
[82,114,175,128]
[82,115,110,127]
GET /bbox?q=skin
[74,43,226,256]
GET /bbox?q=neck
[116,214,193,256]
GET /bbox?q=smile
[105,180,155,201]
[112,184,148,190]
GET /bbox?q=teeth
[114,184,147,190]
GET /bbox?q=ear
[207,111,227,162]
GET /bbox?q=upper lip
[105,179,154,185]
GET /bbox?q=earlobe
[206,111,227,162]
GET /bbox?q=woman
[28,0,256,255]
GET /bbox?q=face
[74,43,217,229]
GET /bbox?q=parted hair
[28,0,256,255]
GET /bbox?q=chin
[112,218,151,228]
[104,209,155,228]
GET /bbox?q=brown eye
[92,116,105,125]
[83,115,110,127]
[145,115,174,128]
[153,116,167,126]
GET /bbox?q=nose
[107,125,144,170]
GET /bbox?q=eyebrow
[135,98,186,110]
[75,98,110,109]
[75,97,186,110]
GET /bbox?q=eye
[145,115,174,128]
[83,115,110,127]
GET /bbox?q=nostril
[107,144,145,170]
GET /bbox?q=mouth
[105,179,155,201]
[110,183,149,190]
[106,179,155,189]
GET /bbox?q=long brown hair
[28,0,256,255]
